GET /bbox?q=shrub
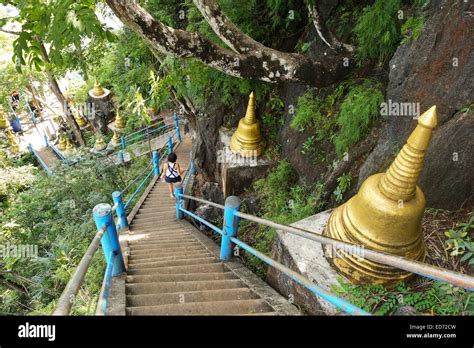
[334,81,384,156]
[401,16,425,44]
[354,0,402,63]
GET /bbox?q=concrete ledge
[178,219,301,316]
[267,209,348,315]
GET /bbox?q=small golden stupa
[114,110,126,129]
[229,92,265,157]
[94,136,107,151]
[58,135,67,151]
[64,138,76,154]
[324,106,438,286]
[7,129,20,154]
[0,106,8,129]
[111,130,121,146]
[91,81,105,97]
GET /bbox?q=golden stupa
[229,92,265,157]
[111,130,121,146]
[0,106,8,129]
[94,136,107,151]
[324,106,438,286]
[114,110,126,129]
[64,138,76,155]
[73,109,88,128]
[91,81,105,97]
[7,129,20,154]
[58,135,67,151]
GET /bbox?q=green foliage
[334,80,384,156]
[444,216,474,268]
[401,16,425,44]
[241,161,325,277]
[10,0,115,74]
[332,279,473,315]
[261,94,285,144]
[333,173,352,203]
[354,0,402,63]
[0,150,152,315]
[291,85,344,141]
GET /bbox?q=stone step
[129,245,205,257]
[129,229,190,237]
[129,235,193,245]
[128,256,217,270]
[126,287,255,307]
[130,221,178,230]
[128,251,211,263]
[126,299,273,315]
[133,212,176,221]
[127,263,226,275]
[129,240,200,251]
[126,279,245,295]
[126,271,236,284]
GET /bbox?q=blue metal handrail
[28,144,52,175]
[123,167,154,210]
[175,192,474,315]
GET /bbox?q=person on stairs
[161,152,182,198]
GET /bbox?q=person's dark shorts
[165,176,182,183]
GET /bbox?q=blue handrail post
[153,150,160,176]
[121,136,126,150]
[112,192,129,230]
[167,136,173,154]
[119,150,125,163]
[92,203,126,276]
[220,196,241,261]
[175,185,184,220]
[174,113,181,141]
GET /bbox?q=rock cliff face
[191,0,472,211]
[358,0,473,209]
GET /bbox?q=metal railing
[40,112,183,173]
[52,115,184,315]
[174,192,474,315]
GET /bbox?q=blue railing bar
[53,225,106,315]
[229,236,370,315]
[28,144,52,175]
[50,142,66,160]
[177,194,224,210]
[101,251,116,315]
[234,211,474,291]
[120,158,154,195]
[124,123,174,144]
[177,193,474,290]
[179,206,223,235]
[125,129,176,153]
[124,167,154,209]
[123,115,177,139]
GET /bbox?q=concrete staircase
[126,182,278,315]
[118,134,299,316]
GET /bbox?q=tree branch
[105,0,349,86]
[307,2,354,53]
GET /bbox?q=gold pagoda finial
[64,138,76,155]
[379,106,437,201]
[244,91,256,124]
[229,92,265,157]
[94,136,107,151]
[7,129,20,153]
[111,130,121,146]
[92,80,105,97]
[58,135,67,151]
[323,106,438,286]
[0,106,8,129]
[114,110,126,129]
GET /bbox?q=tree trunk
[38,41,86,146]
[105,0,349,86]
